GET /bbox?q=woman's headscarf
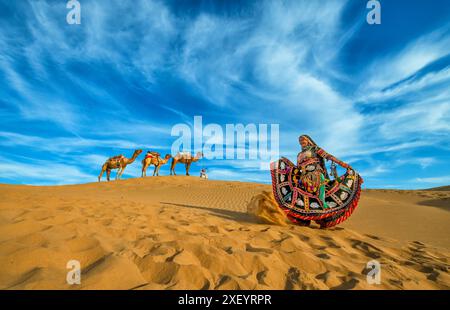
[299,135,329,179]
[299,135,319,148]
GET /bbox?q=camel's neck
[127,152,139,164]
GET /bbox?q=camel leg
[170,160,176,176]
[142,163,148,177]
[185,162,191,176]
[118,166,126,179]
[116,166,122,180]
[153,165,157,176]
[106,169,111,182]
[156,165,161,176]
[98,164,107,182]
[121,168,125,179]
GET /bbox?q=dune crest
[247,191,288,226]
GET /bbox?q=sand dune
[0,177,449,290]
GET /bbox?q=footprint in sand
[349,239,383,259]
[320,236,341,249]
[284,267,300,290]
[256,269,268,285]
[316,253,330,260]
[315,271,329,282]
[245,243,273,254]
[331,278,359,290]
[223,246,233,254]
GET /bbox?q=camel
[141,153,172,177]
[170,151,203,176]
[98,149,143,182]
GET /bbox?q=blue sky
[0,0,449,188]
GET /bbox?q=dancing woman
[270,135,363,228]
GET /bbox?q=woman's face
[300,137,308,148]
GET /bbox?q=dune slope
[0,177,448,290]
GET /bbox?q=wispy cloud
[414,176,450,184]
[360,25,450,92]
[0,156,95,185]
[0,0,449,188]
[0,131,160,152]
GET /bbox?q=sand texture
[0,176,449,290]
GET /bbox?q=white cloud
[414,175,450,184]
[360,67,450,103]
[394,157,437,169]
[0,0,179,133]
[0,157,95,185]
[358,164,389,178]
[178,0,363,157]
[0,131,164,153]
[373,101,450,140]
[361,26,450,92]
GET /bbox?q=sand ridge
[0,176,448,289]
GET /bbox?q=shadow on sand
[417,198,450,212]
[160,202,260,224]
[159,202,350,232]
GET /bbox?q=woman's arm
[316,148,351,169]
[297,151,306,165]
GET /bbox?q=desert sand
[0,176,449,290]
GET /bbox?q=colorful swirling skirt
[270,157,363,228]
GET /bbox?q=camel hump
[179,151,192,158]
[109,154,124,161]
[145,151,160,159]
